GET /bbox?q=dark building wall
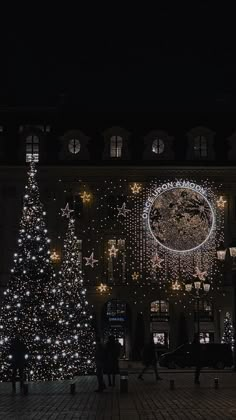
[0,110,236,356]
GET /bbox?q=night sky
[1,5,235,111]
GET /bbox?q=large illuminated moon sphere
[148,188,214,252]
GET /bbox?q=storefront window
[153,332,169,347]
[199,332,214,343]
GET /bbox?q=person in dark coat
[138,335,162,381]
[94,337,106,392]
[192,333,202,384]
[104,335,120,387]
[10,333,28,392]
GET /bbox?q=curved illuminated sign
[143,181,215,253]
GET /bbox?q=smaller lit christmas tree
[221,312,234,349]
[57,217,95,378]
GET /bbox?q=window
[194,135,208,158]
[110,135,123,158]
[152,138,164,154]
[150,300,169,321]
[199,332,214,344]
[68,139,81,154]
[194,300,213,321]
[153,332,169,347]
[107,300,126,318]
[26,135,39,162]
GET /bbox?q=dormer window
[110,135,123,158]
[68,138,81,154]
[194,135,208,158]
[26,134,39,162]
[152,138,164,155]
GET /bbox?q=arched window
[110,135,123,158]
[150,300,169,321]
[194,135,208,158]
[68,138,81,154]
[26,134,39,162]
[152,138,164,154]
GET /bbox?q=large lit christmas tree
[57,216,95,378]
[0,162,60,381]
[221,312,234,349]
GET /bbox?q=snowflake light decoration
[216,196,226,209]
[80,191,91,203]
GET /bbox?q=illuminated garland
[54,177,225,307]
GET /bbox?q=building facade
[0,109,235,360]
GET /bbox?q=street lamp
[217,241,236,370]
[185,279,211,341]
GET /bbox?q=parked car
[159,343,233,369]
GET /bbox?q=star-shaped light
[80,191,91,203]
[84,252,98,268]
[50,250,60,263]
[61,203,74,218]
[151,253,164,269]
[108,244,118,257]
[117,203,131,217]
[217,196,227,209]
[132,272,140,280]
[193,266,207,281]
[172,279,181,290]
[130,183,142,194]
[97,283,108,293]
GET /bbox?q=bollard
[170,379,175,390]
[214,378,219,389]
[70,383,76,394]
[23,383,28,395]
[120,370,128,393]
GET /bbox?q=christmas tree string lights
[0,164,96,381]
[58,217,95,376]
[221,312,234,350]
[0,162,60,381]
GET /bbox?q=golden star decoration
[130,183,142,194]
[108,244,118,257]
[50,250,60,263]
[80,191,91,203]
[172,279,181,290]
[132,272,140,280]
[97,283,108,293]
[216,196,226,209]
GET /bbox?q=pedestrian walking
[10,333,28,392]
[94,337,106,393]
[138,335,162,381]
[192,333,202,384]
[104,335,120,387]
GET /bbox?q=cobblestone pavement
[0,370,236,419]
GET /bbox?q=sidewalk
[0,371,236,419]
